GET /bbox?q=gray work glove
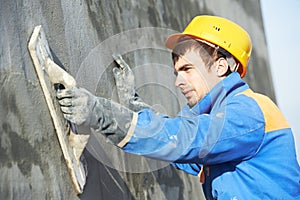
[56,87,134,144]
[113,54,151,112]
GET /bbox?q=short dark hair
[172,38,231,72]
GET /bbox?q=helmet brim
[165,33,186,50]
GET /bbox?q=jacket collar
[179,72,249,117]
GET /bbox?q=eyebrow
[174,63,194,75]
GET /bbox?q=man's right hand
[56,87,98,128]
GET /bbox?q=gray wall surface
[0,0,274,199]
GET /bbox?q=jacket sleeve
[120,95,266,165]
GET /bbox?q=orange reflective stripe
[199,167,205,183]
[199,165,210,184]
[238,89,290,132]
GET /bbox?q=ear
[215,57,229,77]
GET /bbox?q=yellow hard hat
[165,15,252,77]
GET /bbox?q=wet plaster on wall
[0,71,78,199]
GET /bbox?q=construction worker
[57,15,300,199]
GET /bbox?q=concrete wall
[0,0,273,199]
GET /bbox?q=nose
[175,73,185,88]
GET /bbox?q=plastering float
[28,25,89,194]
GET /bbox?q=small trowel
[28,25,89,194]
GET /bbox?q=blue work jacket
[119,72,300,199]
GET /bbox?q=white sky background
[260,0,300,163]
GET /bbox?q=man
[57,15,300,199]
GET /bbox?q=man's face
[174,50,216,107]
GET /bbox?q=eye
[183,66,193,72]
[175,64,194,75]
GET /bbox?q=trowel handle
[69,122,78,135]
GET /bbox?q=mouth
[182,90,193,98]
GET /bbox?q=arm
[57,88,265,165]
[120,96,265,164]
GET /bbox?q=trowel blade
[28,25,86,194]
